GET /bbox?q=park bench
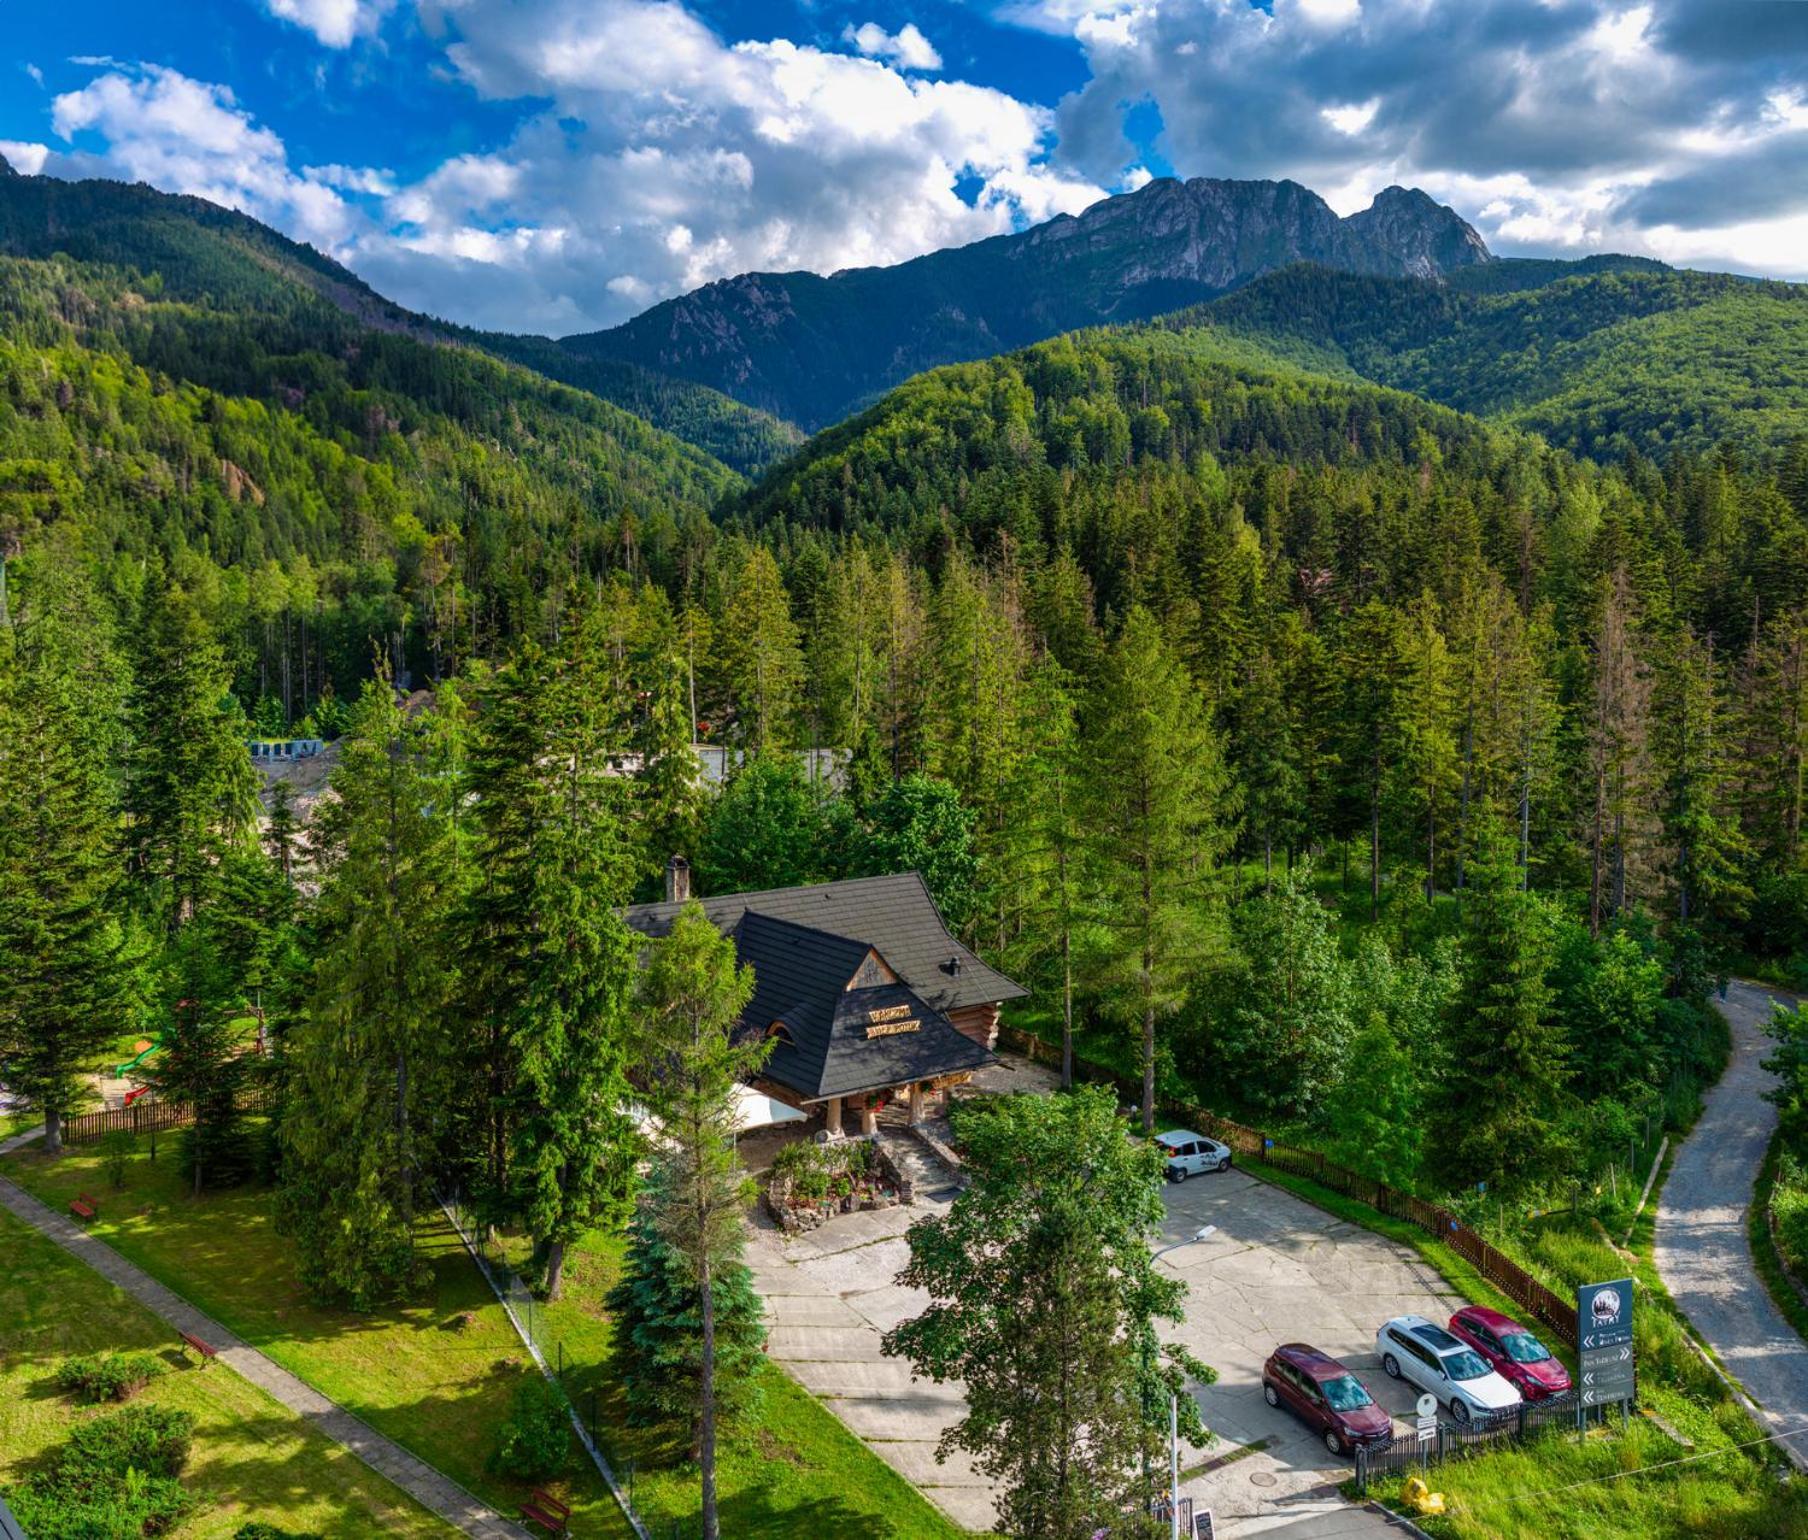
[178,1331,217,1366]
[68,1193,100,1221]
[519,1489,570,1535]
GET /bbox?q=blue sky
[6,1,1808,335]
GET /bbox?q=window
[1441,1349,1491,1382]
[1418,1325,1463,1351]
[1467,1324,1499,1354]
[1502,1333,1552,1365]
[1321,1376,1373,1412]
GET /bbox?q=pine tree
[1586,570,1654,933]
[279,680,464,1305]
[623,902,767,1538]
[0,563,133,1154]
[1081,607,1234,1131]
[263,782,303,886]
[462,641,639,1297]
[1433,835,1567,1189]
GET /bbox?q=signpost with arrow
[1577,1277,1636,1421]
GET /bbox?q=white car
[1376,1315,1522,1424]
[1155,1130,1232,1180]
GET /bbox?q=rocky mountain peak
[0,153,17,180]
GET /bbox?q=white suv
[1376,1315,1521,1424]
[1155,1130,1232,1180]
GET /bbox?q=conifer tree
[720,546,804,752]
[634,644,708,887]
[0,562,132,1154]
[1081,607,1234,1131]
[621,903,767,1539]
[1432,834,1566,1189]
[125,578,260,926]
[280,680,464,1305]
[462,642,638,1296]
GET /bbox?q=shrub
[57,1403,195,1482]
[489,1374,569,1481]
[234,1524,325,1539]
[55,1351,168,1403]
[5,1468,190,1540]
[101,1129,136,1188]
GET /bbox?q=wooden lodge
[624,860,1027,1136]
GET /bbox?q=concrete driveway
[1654,978,1808,1462]
[746,1090,1459,1536]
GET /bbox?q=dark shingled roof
[730,912,992,1099]
[624,873,1023,1103]
[623,872,1026,1015]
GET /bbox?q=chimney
[664,855,691,904]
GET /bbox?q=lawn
[0,1203,454,1539]
[490,1226,974,1540]
[0,1141,634,1540]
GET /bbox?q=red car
[1261,1344,1394,1456]
[1448,1307,1571,1400]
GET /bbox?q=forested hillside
[0,248,732,708]
[1182,260,1808,459]
[0,164,797,475]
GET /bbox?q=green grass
[1,1143,634,1539]
[495,1227,974,1539]
[1749,1131,1808,1351]
[0,1203,455,1539]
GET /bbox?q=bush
[54,1351,168,1403]
[101,1129,136,1188]
[57,1404,195,1482]
[5,1468,190,1540]
[489,1374,569,1481]
[234,1524,325,1539]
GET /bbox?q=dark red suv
[1261,1344,1394,1456]
[1448,1307,1571,1400]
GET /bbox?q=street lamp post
[1151,1225,1215,1540]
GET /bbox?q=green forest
[6,167,1808,1539]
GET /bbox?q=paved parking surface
[746,1074,1460,1537]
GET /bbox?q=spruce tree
[0,563,132,1154]
[621,903,767,1538]
[1432,834,1567,1190]
[279,681,464,1305]
[634,644,708,888]
[1080,607,1233,1131]
[462,642,638,1297]
[720,546,804,752]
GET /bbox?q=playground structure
[116,1035,162,1083]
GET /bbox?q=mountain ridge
[561,174,1493,429]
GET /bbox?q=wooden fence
[998,1025,1578,1348]
[60,1083,273,1147]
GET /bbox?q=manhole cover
[1248,1471,1277,1488]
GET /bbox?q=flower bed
[765,1137,912,1233]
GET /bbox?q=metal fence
[997,1026,1579,1349]
[1352,1390,1593,1493]
[60,1083,274,1146]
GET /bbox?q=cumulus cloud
[45,65,365,250]
[263,0,395,48]
[844,22,943,72]
[1040,0,1808,276]
[347,0,1102,329]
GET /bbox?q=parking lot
[747,1079,1462,1537]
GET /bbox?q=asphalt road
[1653,978,1808,1461]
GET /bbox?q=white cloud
[263,0,395,48]
[46,65,366,251]
[23,63,44,87]
[1322,99,1378,136]
[844,22,943,72]
[0,141,50,175]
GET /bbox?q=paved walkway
[0,1138,528,1540]
[1654,979,1808,1463]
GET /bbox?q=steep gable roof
[624,871,1025,1014]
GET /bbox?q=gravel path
[0,1143,529,1540]
[1653,978,1808,1462]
